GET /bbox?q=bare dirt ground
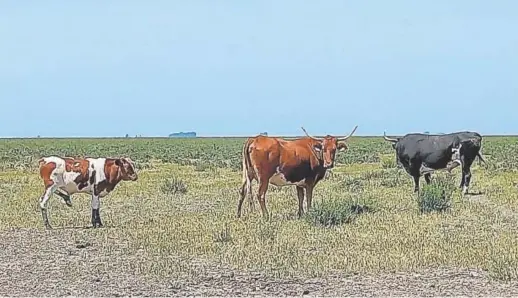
[2,228,518,297]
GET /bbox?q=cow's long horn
[301,127,323,141]
[383,131,398,143]
[337,125,358,141]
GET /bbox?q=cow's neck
[104,162,124,186]
[307,145,324,170]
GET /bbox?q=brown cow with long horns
[238,125,358,219]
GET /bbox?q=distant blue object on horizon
[169,132,197,138]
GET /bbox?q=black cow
[383,131,486,194]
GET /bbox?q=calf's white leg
[39,184,57,229]
[91,194,103,228]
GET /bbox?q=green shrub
[213,224,233,243]
[160,177,188,195]
[305,196,375,227]
[194,161,211,172]
[340,176,364,193]
[417,175,456,213]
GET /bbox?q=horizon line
[1,134,518,139]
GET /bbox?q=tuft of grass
[417,174,456,214]
[380,154,397,169]
[160,176,188,195]
[194,161,212,172]
[340,176,364,193]
[305,195,375,227]
[213,223,233,243]
[489,256,518,281]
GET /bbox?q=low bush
[160,177,188,195]
[305,195,375,227]
[417,175,456,213]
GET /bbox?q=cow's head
[383,131,399,149]
[115,157,138,181]
[301,125,358,169]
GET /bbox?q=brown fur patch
[247,136,327,184]
[39,161,57,188]
[92,159,123,196]
[64,158,90,190]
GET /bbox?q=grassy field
[2,136,518,296]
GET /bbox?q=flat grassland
[1,136,518,296]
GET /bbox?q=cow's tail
[475,137,487,166]
[240,138,256,207]
[241,138,254,186]
[477,152,487,165]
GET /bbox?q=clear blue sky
[1,1,516,137]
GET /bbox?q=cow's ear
[313,143,322,152]
[337,141,348,151]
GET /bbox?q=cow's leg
[459,156,467,190]
[296,186,305,217]
[237,181,247,218]
[247,180,254,212]
[424,173,432,184]
[409,162,421,193]
[412,175,420,193]
[39,183,57,229]
[256,179,269,219]
[91,194,103,228]
[238,179,253,217]
[55,189,72,207]
[305,183,314,211]
[461,158,475,195]
[238,172,255,218]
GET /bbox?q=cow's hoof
[92,223,104,228]
[44,224,53,230]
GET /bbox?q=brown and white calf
[38,156,138,229]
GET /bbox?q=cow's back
[247,136,282,171]
[396,135,455,167]
[246,136,320,182]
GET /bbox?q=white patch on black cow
[420,144,464,175]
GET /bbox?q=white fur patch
[269,167,306,187]
[87,158,107,185]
